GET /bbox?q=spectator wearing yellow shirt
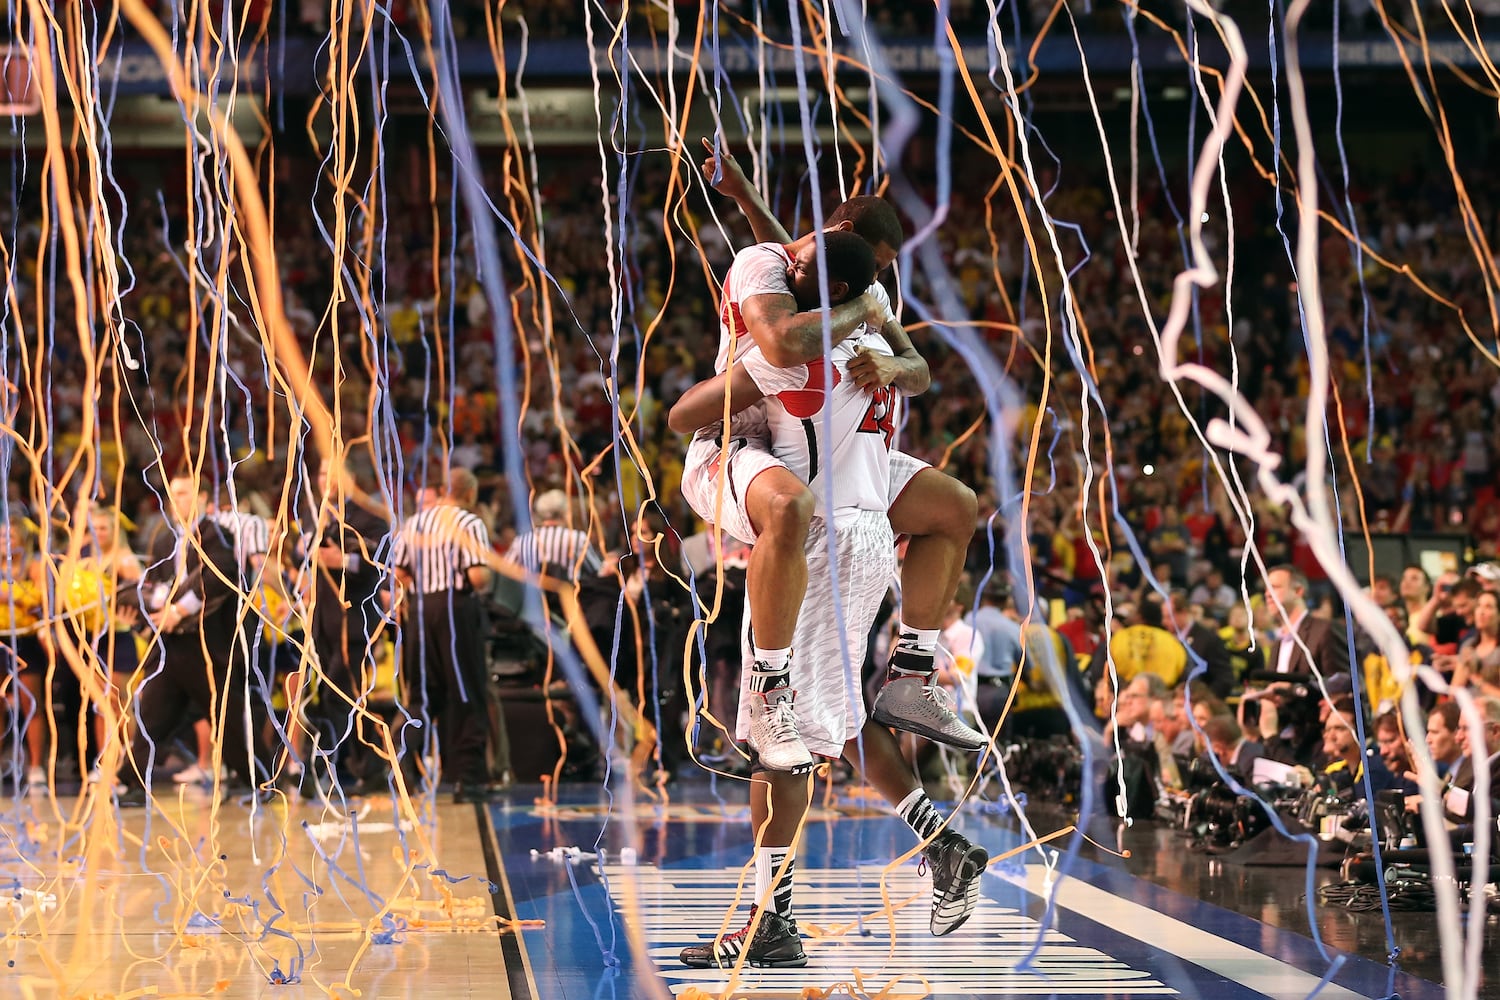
[1360,602,1430,717]
[1108,595,1187,688]
[1218,603,1265,684]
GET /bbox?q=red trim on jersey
[778,357,840,418]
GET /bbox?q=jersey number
[858,386,897,448]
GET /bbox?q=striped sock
[749,647,792,693]
[889,624,939,679]
[754,846,796,920]
[896,787,945,842]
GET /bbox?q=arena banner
[89,32,1499,98]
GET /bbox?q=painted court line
[604,864,1176,997]
[1022,865,1367,1000]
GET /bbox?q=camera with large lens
[1002,737,1085,804]
[1184,780,1271,852]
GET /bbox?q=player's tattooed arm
[739,290,882,368]
[849,318,930,396]
[667,363,768,435]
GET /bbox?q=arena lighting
[1143,464,1156,476]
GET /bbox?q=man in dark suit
[1168,589,1234,698]
[1266,565,1349,679]
[119,474,266,803]
[1252,565,1352,765]
[1437,695,1500,826]
[296,458,392,793]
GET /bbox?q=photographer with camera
[1414,571,1477,651]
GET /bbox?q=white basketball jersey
[716,243,796,374]
[741,328,897,520]
[714,241,897,373]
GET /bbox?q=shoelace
[920,683,960,715]
[767,700,802,744]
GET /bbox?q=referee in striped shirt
[390,468,499,802]
[506,489,603,581]
[210,505,270,575]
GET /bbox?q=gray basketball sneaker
[871,675,988,751]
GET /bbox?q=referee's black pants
[127,627,261,787]
[403,589,490,787]
[311,601,384,780]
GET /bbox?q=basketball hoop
[0,46,40,117]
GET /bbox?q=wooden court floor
[0,787,514,1000]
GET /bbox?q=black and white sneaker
[679,906,807,968]
[923,829,988,936]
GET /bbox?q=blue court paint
[486,784,1443,1000]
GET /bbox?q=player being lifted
[669,148,990,966]
[681,138,988,769]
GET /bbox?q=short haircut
[1432,701,1461,733]
[819,230,877,304]
[827,195,904,253]
[1327,694,1357,720]
[447,467,479,501]
[1133,673,1168,701]
[1481,696,1500,729]
[952,573,977,610]
[1138,594,1165,629]
[532,489,569,523]
[1454,578,1483,599]
[1373,573,1396,590]
[1202,712,1242,746]
[1374,709,1401,736]
[980,574,1011,607]
[1191,690,1228,717]
[1269,564,1309,594]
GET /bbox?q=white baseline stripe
[1024,865,1367,1000]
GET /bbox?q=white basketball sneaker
[745,686,815,773]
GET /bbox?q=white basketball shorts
[683,419,929,546]
[736,508,897,759]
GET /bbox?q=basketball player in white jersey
[681,151,986,771]
[674,233,989,968]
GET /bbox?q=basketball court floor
[0,779,1451,999]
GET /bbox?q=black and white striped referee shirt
[212,510,270,572]
[391,502,491,593]
[505,524,603,579]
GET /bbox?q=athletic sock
[749,646,792,693]
[754,846,796,920]
[888,623,940,680]
[896,787,945,842]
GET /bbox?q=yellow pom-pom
[0,579,41,633]
[63,567,110,633]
